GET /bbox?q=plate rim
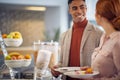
[55,67,80,73]
[64,71,99,79]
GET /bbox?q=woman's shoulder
[113,32,120,39]
[113,32,120,46]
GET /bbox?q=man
[51,0,103,80]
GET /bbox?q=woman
[90,0,120,80]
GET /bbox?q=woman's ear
[96,13,101,19]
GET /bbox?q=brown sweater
[68,19,88,80]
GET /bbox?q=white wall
[86,0,98,20]
[0,0,63,6]
[45,7,60,39]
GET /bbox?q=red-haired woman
[90,0,120,80]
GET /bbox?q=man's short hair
[68,0,85,5]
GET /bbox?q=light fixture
[25,6,46,11]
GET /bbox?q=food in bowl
[2,31,22,39]
[2,31,23,47]
[5,52,31,60]
[5,52,32,68]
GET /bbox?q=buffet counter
[0,46,36,54]
[0,46,38,62]
[0,46,36,79]
[0,46,53,80]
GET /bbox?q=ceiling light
[25,6,46,11]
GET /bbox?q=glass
[34,50,52,80]
[48,42,59,68]
[33,41,60,80]
[36,50,51,71]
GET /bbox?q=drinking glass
[34,50,52,80]
[33,41,60,80]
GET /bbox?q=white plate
[64,71,99,79]
[55,67,80,73]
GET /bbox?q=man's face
[69,0,87,23]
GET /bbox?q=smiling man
[69,0,87,23]
[51,0,103,80]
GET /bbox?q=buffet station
[0,31,98,80]
[0,47,35,79]
[0,31,59,80]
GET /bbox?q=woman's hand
[51,65,61,77]
[80,66,89,70]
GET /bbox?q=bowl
[5,59,31,68]
[23,59,32,67]
[4,38,23,47]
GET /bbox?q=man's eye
[80,6,85,9]
[80,5,86,9]
[72,6,77,10]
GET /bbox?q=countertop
[0,46,55,80]
[0,46,36,53]
[3,46,34,50]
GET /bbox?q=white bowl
[4,38,23,47]
[5,59,31,68]
[23,59,32,67]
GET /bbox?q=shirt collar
[73,18,88,29]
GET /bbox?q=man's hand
[51,65,61,77]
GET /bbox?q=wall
[0,0,65,6]
[0,0,69,34]
[0,8,45,46]
[86,0,98,20]
[45,7,60,41]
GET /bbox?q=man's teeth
[79,15,82,17]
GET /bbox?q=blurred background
[0,0,99,46]
[0,0,104,79]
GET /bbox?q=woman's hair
[68,0,85,5]
[96,0,120,31]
